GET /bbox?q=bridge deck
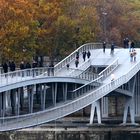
[57,48,140,80]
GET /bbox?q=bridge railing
[0,67,53,85]
[98,58,119,80]
[70,75,103,98]
[77,71,99,81]
[54,43,102,74]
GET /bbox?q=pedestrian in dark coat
[66,63,70,70]
[126,38,129,48]
[32,60,37,68]
[75,59,79,68]
[87,50,91,59]
[20,61,25,77]
[82,51,86,61]
[76,51,79,60]
[10,61,16,71]
[123,38,126,48]
[26,62,31,69]
[2,62,8,73]
[26,62,31,76]
[131,41,135,50]
[111,43,115,54]
[103,42,106,53]
[20,61,25,70]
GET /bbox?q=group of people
[74,50,91,68]
[66,50,91,69]
[2,61,16,73]
[103,41,115,54]
[123,38,137,62]
[124,38,135,51]
[2,60,39,74]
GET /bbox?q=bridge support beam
[123,97,135,124]
[28,86,34,113]
[6,91,10,109]
[63,83,67,101]
[123,75,137,125]
[0,93,3,116]
[41,84,47,110]
[16,88,21,116]
[0,92,6,117]
[90,100,101,124]
[20,87,24,111]
[35,84,40,104]
[10,89,17,115]
[52,83,57,106]
[101,97,108,118]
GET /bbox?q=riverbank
[1,117,140,140]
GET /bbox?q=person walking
[82,51,86,61]
[123,38,126,48]
[10,61,16,72]
[103,42,106,53]
[133,49,137,62]
[25,62,31,76]
[131,40,135,50]
[9,61,16,77]
[126,38,129,48]
[26,62,31,69]
[20,61,25,77]
[2,62,8,73]
[20,61,25,70]
[75,59,79,68]
[76,51,79,60]
[111,43,115,54]
[130,50,133,62]
[87,50,91,59]
[66,63,70,70]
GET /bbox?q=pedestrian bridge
[0,43,140,131]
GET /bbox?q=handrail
[72,75,103,93]
[0,67,53,85]
[98,57,119,79]
[54,43,102,73]
[77,71,99,81]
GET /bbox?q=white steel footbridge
[0,43,140,131]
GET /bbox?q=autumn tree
[0,0,39,63]
[94,0,140,46]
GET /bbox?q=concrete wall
[1,127,140,140]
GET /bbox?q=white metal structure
[0,43,140,131]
